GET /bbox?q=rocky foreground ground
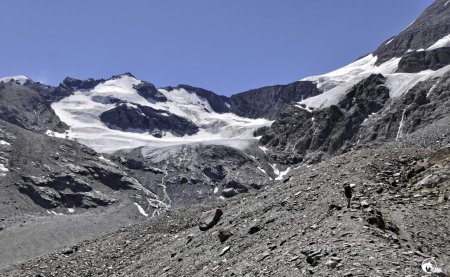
[1,143,448,277]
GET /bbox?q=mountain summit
[0,1,449,276]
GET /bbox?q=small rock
[325,259,338,269]
[219,246,231,256]
[186,234,194,244]
[222,188,239,198]
[256,252,271,262]
[248,224,261,234]
[218,228,233,243]
[61,247,74,255]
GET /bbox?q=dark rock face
[261,74,390,164]
[262,66,450,165]
[356,71,450,144]
[397,47,450,73]
[61,77,104,91]
[99,103,199,137]
[23,76,104,103]
[163,81,320,120]
[134,81,167,103]
[0,83,68,133]
[0,119,147,214]
[18,183,115,209]
[229,81,320,120]
[374,0,450,64]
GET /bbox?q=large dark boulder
[199,209,223,231]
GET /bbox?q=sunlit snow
[0,75,29,85]
[134,203,148,217]
[52,75,272,153]
[0,163,8,176]
[0,140,11,146]
[299,53,450,109]
[384,38,395,45]
[427,34,450,50]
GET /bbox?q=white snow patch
[0,75,29,85]
[384,38,395,46]
[427,34,450,51]
[51,75,272,153]
[134,203,148,217]
[275,167,291,181]
[295,104,313,113]
[257,166,272,180]
[300,55,401,109]
[385,64,450,98]
[257,166,267,175]
[0,140,10,146]
[270,163,291,181]
[99,156,118,167]
[50,211,63,216]
[0,163,9,176]
[300,53,450,110]
[258,146,269,154]
[45,130,68,139]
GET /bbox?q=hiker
[343,182,353,208]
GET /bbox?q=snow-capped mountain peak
[51,74,271,153]
[0,75,29,85]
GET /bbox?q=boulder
[248,224,261,234]
[415,174,443,189]
[199,209,223,231]
[218,228,233,243]
[222,188,239,198]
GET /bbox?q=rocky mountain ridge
[0,0,449,276]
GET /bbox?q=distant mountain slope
[258,0,450,164]
[374,0,450,64]
[228,81,320,120]
[0,82,67,133]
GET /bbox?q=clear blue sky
[1,0,434,96]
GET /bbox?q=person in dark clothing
[343,183,353,208]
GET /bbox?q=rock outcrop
[100,103,199,137]
[374,0,450,64]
